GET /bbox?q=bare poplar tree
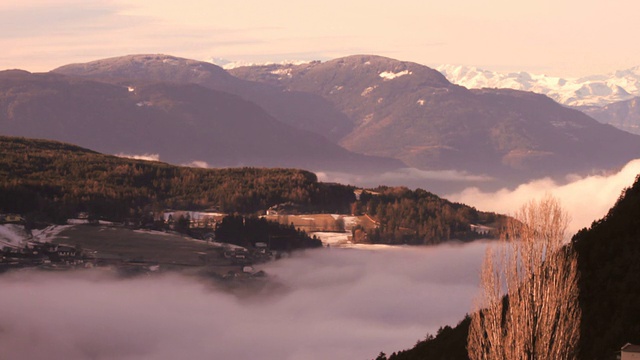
[468,196,580,360]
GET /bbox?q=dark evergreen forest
[0,136,352,222]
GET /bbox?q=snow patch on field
[341,216,359,229]
[133,229,174,237]
[0,224,29,248]
[311,232,350,246]
[0,224,72,247]
[208,241,246,250]
[67,219,113,225]
[31,225,73,243]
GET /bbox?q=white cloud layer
[0,242,489,359]
[447,159,640,235]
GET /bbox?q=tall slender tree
[468,196,580,360]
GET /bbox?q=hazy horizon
[1,0,639,77]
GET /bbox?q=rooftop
[622,343,640,353]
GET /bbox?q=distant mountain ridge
[0,69,402,173]
[582,96,640,135]
[54,54,354,142]
[11,53,640,189]
[437,64,640,107]
[230,55,640,183]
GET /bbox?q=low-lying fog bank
[447,159,640,235]
[0,241,489,359]
[319,159,640,236]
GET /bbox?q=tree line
[0,136,353,224]
[215,215,322,251]
[353,187,503,245]
[1,136,502,245]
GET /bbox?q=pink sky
[1,0,639,77]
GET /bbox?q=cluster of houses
[0,241,167,275]
[0,241,84,270]
[223,242,274,265]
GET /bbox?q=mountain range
[1,54,639,190]
[0,69,401,173]
[437,64,640,108]
[582,96,640,135]
[54,55,353,142]
[230,55,640,182]
[438,64,640,136]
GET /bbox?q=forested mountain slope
[0,136,501,245]
[0,70,402,173]
[53,54,355,141]
[231,55,640,183]
[0,135,352,222]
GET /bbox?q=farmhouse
[621,343,640,360]
[266,202,300,215]
[470,224,493,235]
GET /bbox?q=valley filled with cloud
[0,242,489,360]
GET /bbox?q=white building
[622,343,640,360]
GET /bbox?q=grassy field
[54,224,230,267]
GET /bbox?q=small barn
[621,343,640,360]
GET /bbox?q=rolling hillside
[231,55,640,182]
[0,70,402,173]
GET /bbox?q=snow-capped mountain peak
[437,64,640,107]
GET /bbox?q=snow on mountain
[437,65,640,107]
[208,57,312,70]
[379,70,412,80]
